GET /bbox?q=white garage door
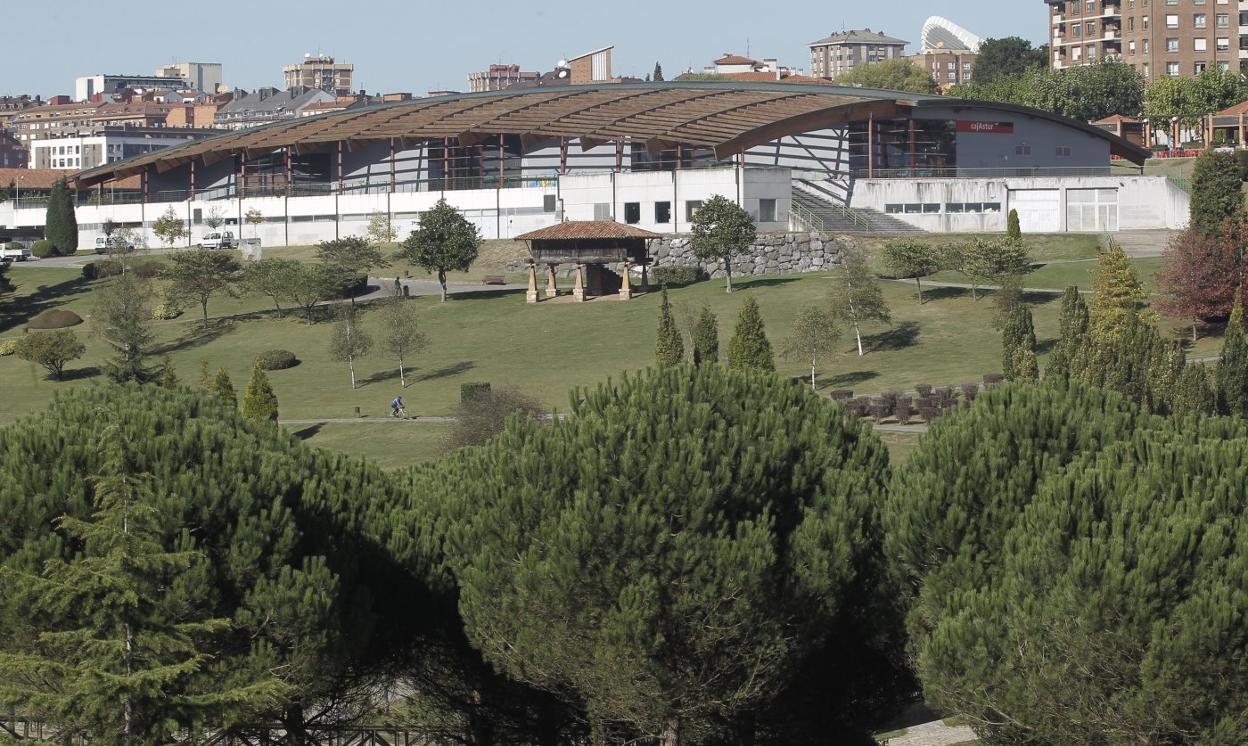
[1008,189,1061,233]
[1066,188,1119,232]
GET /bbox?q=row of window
[591,199,779,225]
[884,203,1003,215]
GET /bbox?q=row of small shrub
[83,259,163,280]
[651,266,705,288]
[255,349,298,370]
[837,376,1009,426]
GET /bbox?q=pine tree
[242,363,279,423]
[43,178,78,256]
[93,271,155,383]
[1047,287,1089,379]
[829,243,891,356]
[0,385,421,739]
[727,296,774,372]
[1001,304,1036,380]
[691,306,719,366]
[0,432,286,742]
[1006,208,1022,241]
[1216,290,1248,416]
[210,368,236,406]
[653,62,665,82]
[425,364,900,743]
[1011,346,1039,381]
[654,288,684,366]
[157,355,179,389]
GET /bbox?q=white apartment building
[31,131,211,170]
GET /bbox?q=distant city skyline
[3,0,1048,98]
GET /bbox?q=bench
[482,275,506,286]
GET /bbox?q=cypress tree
[1011,346,1039,381]
[1189,148,1244,236]
[210,368,236,406]
[691,306,719,365]
[1001,304,1036,380]
[43,178,78,256]
[1216,290,1248,416]
[241,363,279,423]
[1089,241,1149,342]
[727,296,774,372]
[423,365,902,743]
[1046,287,1088,379]
[157,355,179,389]
[1006,208,1022,241]
[654,288,684,367]
[1174,362,1217,415]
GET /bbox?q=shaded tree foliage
[397,199,481,302]
[836,59,938,94]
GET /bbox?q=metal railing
[789,200,825,234]
[853,166,1130,179]
[793,180,872,233]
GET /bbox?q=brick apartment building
[808,29,909,80]
[468,64,540,92]
[1044,0,1243,79]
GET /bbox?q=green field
[0,233,1217,471]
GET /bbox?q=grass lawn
[878,432,922,465]
[0,234,1224,464]
[262,239,531,285]
[292,421,453,470]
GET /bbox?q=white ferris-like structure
[920,16,983,53]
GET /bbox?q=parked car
[199,231,237,250]
[0,244,32,262]
[94,235,136,254]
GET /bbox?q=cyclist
[390,396,405,418]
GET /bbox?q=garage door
[1008,189,1061,233]
[1066,188,1119,232]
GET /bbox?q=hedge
[255,349,298,371]
[26,309,84,330]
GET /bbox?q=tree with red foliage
[1155,219,1247,340]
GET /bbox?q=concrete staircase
[792,179,926,234]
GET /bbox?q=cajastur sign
[956,120,1015,134]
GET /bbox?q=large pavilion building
[0,81,1187,247]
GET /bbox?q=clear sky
[4,0,1049,98]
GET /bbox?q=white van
[199,231,236,250]
[0,244,31,262]
[94,235,136,254]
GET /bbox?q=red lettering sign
[956,120,1015,134]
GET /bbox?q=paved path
[280,415,930,435]
[1108,230,1175,258]
[879,719,977,746]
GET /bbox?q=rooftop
[517,220,661,241]
[810,29,910,47]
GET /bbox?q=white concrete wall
[848,176,1188,232]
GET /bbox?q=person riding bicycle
[390,396,405,418]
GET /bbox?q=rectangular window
[1167,37,1180,51]
[758,198,777,223]
[623,202,640,224]
[593,203,611,220]
[1217,13,1229,27]
[946,203,966,214]
[685,200,703,222]
[904,203,923,214]
[543,194,557,213]
[1195,38,1208,51]
[1015,144,1032,156]
[923,203,941,214]
[1218,37,1231,51]
[1168,61,1181,75]
[1194,13,1207,28]
[885,204,903,214]
[654,201,671,224]
[1056,146,1073,156]
[1166,14,1179,27]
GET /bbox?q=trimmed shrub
[151,302,182,321]
[894,396,912,426]
[31,239,56,259]
[0,339,17,356]
[914,384,933,397]
[82,260,124,280]
[131,259,163,279]
[983,373,1005,386]
[829,389,854,401]
[26,309,84,330]
[651,265,704,288]
[255,349,298,371]
[460,382,491,402]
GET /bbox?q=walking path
[279,415,930,435]
[878,719,978,746]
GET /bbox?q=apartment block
[155,62,224,94]
[809,29,909,80]
[1045,0,1242,79]
[468,64,540,92]
[283,55,354,96]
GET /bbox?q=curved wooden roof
[70,81,1149,187]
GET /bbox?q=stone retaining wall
[648,232,849,278]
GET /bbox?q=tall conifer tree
[655,288,684,367]
[691,306,719,366]
[727,296,774,372]
[1217,290,1248,416]
[242,363,279,423]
